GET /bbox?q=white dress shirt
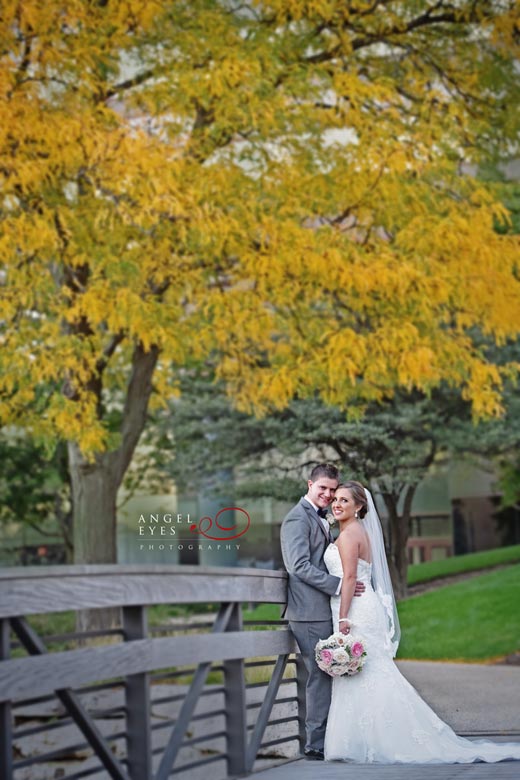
[303,496,343,595]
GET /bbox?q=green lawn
[397,564,520,661]
[407,544,520,585]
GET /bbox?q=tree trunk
[69,445,121,632]
[69,343,159,632]
[382,485,417,600]
[69,446,118,566]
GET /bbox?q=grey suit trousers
[280,498,340,753]
[290,617,333,752]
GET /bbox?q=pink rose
[351,642,364,658]
[320,649,333,665]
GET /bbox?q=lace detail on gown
[322,543,520,764]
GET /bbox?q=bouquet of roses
[315,632,367,677]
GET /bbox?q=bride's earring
[355,510,359,520]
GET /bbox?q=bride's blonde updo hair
[336,480,368,518]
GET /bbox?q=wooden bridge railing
[0,564,304,780]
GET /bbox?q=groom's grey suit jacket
[280,498,341,621]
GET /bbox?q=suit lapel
[300,498,331,544]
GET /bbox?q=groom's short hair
[309,463,340,482]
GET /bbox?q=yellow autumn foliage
[0,0,520,455]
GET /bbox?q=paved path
[407,562,520,597]
[394,660,520,734]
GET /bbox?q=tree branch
[112,341,160,485]
[96,332,126,376]
[104,69,156,100]
[304,3,492,63]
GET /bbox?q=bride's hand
[338,619,352,635]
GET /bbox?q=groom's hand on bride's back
[354,580,365,596]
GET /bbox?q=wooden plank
[0,563,286,580]
[0,630,297,703]
[249,757,520,779]
[0,568,288,618]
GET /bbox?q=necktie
[317,507,328,518]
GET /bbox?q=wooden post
[123,606,152,780]
[0,619,12,780]
[223,603,247,776]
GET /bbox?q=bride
[323,480,520,764]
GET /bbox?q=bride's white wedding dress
[323,543,520,764]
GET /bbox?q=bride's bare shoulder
[336,523,363,549]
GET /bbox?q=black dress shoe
[304,749,325,761]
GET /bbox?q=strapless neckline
[329,542,371,567]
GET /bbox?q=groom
[280,463,364,760]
